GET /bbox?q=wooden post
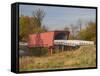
[50,48,53,55]
[61,45,64,52]
[48,47,53,55]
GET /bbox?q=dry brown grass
[19,45,96,71]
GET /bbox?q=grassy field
[19,45,96,71]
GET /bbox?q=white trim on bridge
[54,40,94,46]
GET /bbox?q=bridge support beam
[61,45,64,52]
[48,47,53,55]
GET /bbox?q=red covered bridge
[28,31,69,55]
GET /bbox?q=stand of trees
[64,21,96,44]
[77,22,96,43]
[19,9,48,41]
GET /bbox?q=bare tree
[32,9,45,27]
[64,26,70,31]
[70,24,78,39]
[77,19,82,32]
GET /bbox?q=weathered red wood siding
[28,32,54,47]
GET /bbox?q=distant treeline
[66,21,96,44]
[77,22,96,43]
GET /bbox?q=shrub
[29,47,48,56]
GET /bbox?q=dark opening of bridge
[54,32,67,40]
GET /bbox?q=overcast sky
[19,4,96,31]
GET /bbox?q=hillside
[19,45,96,71]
